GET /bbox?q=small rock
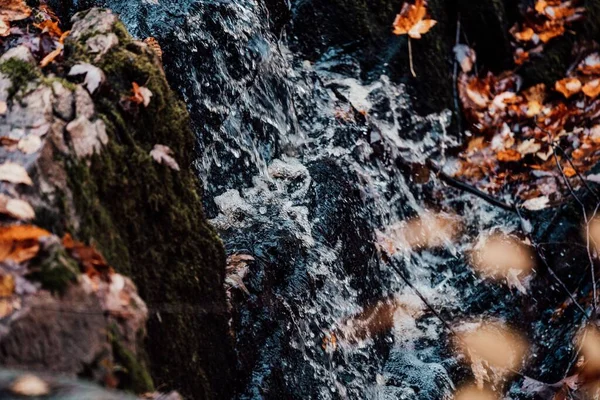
[0,45,35,65]
[74,85,95,119]
[51,81,74,121]
[87,33,119,60]
[70,8,118,40]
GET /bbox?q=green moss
[111,330,154,394]
[26,245,79,295]
[0,59,41,98]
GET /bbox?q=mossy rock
[49,9,235,399]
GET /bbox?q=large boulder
[0,5,233,399]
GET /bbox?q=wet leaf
[150,144,180,171]
[68,63,105,94]
[127,82,152,107]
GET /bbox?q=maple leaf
[392,0,437,39]
[127,82,153,107]
[34,19,62,38]
[150,144,180,171]
[555,77,582,98]
[68,63,105,94]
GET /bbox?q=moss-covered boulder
[0,5,233,400]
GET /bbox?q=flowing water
[91,0,584,398]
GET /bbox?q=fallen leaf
[127,82,152,107]
[517,139,542,155]
[150,144,180,171]
[63,233,113,281]
[0,225,49,264]
[579,53,600,75]
[0,0,31,37]
[144,36,163,60]
[583,79,600,99]
[33,19,62,38]
[392,0,437,39]
[454,44,476,73]
[523,196,550,211]
[538,21,566,43]
[17,135,42,154]
[513,27,535,42]
[0,162,32,185]
[10,374,49,397]
[39,45,63,68]
[0,194,35,220]
[497,149,522,162]
[68,63,105,94]
[66,116,108,158]
[555,77,582,98]
[0,273,14,297]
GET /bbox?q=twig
[408,37,417,78]
[452,16,463,137]
[428,161,517,212]
[552,143,600,201]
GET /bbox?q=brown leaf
[579,53,600,75]
[392,0,437,39]
[62,234,113,281]
[497,149,522,162]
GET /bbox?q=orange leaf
[33,19,62,38]
[555,77,582,98]
[563,166,576,177]
[538,21,565,43]
[583,79,600,99]
[39,46,62,68]
[513,27,534,42]
[0,225,51,242]
[393,0,437,39]
[497,149,522,162]
[0,0,31,37]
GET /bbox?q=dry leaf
[392,0,437,39]
[579,53,600,75]
[150,144,180,171]
[0,273,14,297]
[10,374,49,397]
[497,149,522,162]
[34,19,62,38]
[513,27,535,42]
[66,116,108,158]
[0,162,32,185]
[583,79,600,99]
[555,77,582,98]
[68,63,105,94]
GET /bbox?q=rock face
[0,6,233,400]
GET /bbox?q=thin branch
[428,161,517,212]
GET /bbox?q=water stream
[93,0,581,398]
